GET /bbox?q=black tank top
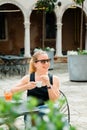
[27,72,53,105]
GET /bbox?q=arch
[0,0,27,55]
[27,3,36,18]
[60,3,87,22]
[0,0,27,19]
[62,3,86,53]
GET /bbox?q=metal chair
[24,90,70,129]
[41,90,70,124]
[0,59,6,78]
[59,90,70,123]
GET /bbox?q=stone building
[0,0,87,57]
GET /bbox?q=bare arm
[47,76,60,101]
[40,75,60,102]
[11,75,36,94]
[11,74,60,102]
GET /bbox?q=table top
[0,55,24,60]
[0,97,49,116]
[13,100,40,115]
[0,98,39,117]
[0,98,40,126]
[0,97,50,126]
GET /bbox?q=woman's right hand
[27,81,36,90]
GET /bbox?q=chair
[41,90,70,124]
[16,58,29,77]
[24,90,70,129]
[59,90,70,123]
[0,59,5,78]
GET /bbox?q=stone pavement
[0,63,87,130]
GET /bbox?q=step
[54,56,67,63]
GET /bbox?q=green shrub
[0,93,76,130]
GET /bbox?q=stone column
[55,22,62,56]
[24,20,31,57]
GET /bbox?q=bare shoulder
[53,75,60,84]
[53,75,59,80]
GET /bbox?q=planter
[68,55,87,81]
[46,51,54,70]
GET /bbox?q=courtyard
[0,63,87,130]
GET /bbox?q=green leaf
[35,0,57,13]
[73,0,85,5]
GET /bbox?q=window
[0,12,7,40]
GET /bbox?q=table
[0,97,49,129]
[0,55,29,77]
[0,97,38,129]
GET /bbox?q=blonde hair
[29,50,48,74]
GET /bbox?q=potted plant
[34,47,55,70]
[68,49,87,81]
[73,0,85,50]
[67,0,86,81]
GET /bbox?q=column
[24,20,31,57]
[85,23,87,50]
[55,22,62,56]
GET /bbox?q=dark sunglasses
[35,59,51,64]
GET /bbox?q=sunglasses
[35,59,51,64]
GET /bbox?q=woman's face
[34,54,50,71]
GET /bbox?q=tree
[73,0,85,50]
[35,0,57,13]
[35,0,57,48]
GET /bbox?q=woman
[11,50,60,103]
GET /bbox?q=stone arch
[61,3,87,22]
[28,5,56,50]
[61,3,87,53]
[0,0,27,19]
[0,0,27,55]
[27,3,36,18]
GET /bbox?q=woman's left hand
[40,75,50,86]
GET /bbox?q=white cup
[36,81,42,88]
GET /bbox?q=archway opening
[62,7,86,55]
[0,3,24,55]
[30,10,56,52]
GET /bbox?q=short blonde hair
[29,50,48,74]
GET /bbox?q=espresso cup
[36,81,42,88]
